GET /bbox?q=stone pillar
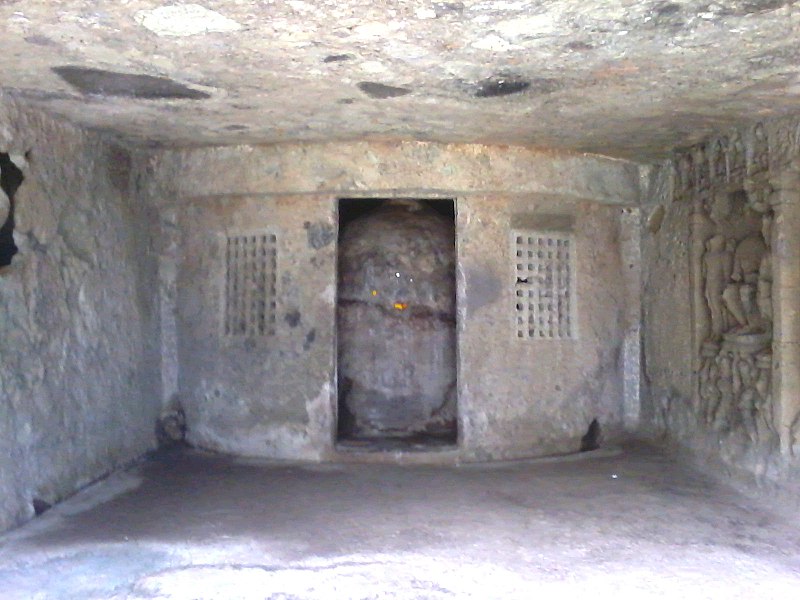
[769,164,800,455]
[620,207,641,429]
[159,206,180,407]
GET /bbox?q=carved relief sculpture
[693,159,776,445]
[727,130,745,185]
[684,118,800,454]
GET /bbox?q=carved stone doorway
[336,198,458,451]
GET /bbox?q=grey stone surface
[149,141,638,462]
[620,206,642,429]
[176,194,338,459]
[0,93,161,532]
[2,444,799,599]
[1,2,800,159]
[6,2,800,529]
[147,141,642,205]
[457,195,629,459]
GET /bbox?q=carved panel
[672,115,800,450]
[693,189,775,443]
[223,232,277,336]
[513,231,574,340]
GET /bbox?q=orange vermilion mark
[393,302,408,310]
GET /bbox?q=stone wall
[457,195,630,459]
[0,95,160,532]
[146,142,641,461]
[176,194,336,459]
[641,115,800,489]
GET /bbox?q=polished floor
[0,443,798,599]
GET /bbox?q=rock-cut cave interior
[2,2,800,598]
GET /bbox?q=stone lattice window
[513,231,574,340]
[224,232,277,336]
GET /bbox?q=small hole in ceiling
[475,75,531,98]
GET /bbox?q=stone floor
[0,443,798,599]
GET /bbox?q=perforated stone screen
[223,232,277,336]
[513,231,574,340]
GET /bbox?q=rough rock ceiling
[1,1,800,161]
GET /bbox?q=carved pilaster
[769,164,800,455]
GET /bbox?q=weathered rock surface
[148,139,636,462]
[1,1,800,158]
[0,93,161,532]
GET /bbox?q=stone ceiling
[1,1,800,161]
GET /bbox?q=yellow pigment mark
[393,302,408,310]
[371,290,378,296]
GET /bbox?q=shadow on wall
[0,153,24,267]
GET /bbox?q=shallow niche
[336,199,457,450]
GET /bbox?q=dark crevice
[32,498,52,516]
[580,418,601,452]
[0,153,24,268]
[155,404,187,448]
[338,198,454,228]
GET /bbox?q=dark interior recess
[0,153,24,268]
[337,198,457,451]
[337,197,455,227]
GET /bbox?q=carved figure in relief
[699,342,721,421]
[722,234,767,332]
[678,153,693,196]
[748,123,769,177]
[694,146,709,191]
[703,235,733,337]
[737,355,759,441]
[711,139,727,183]
[709,191,762,239]
[712,354,734,431]
[757,213,773,323]
[773,123,793,167]
[754,352,774,439]
[696,184,775,443]
[727,132,745,182]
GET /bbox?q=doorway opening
[336,198,458,451]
